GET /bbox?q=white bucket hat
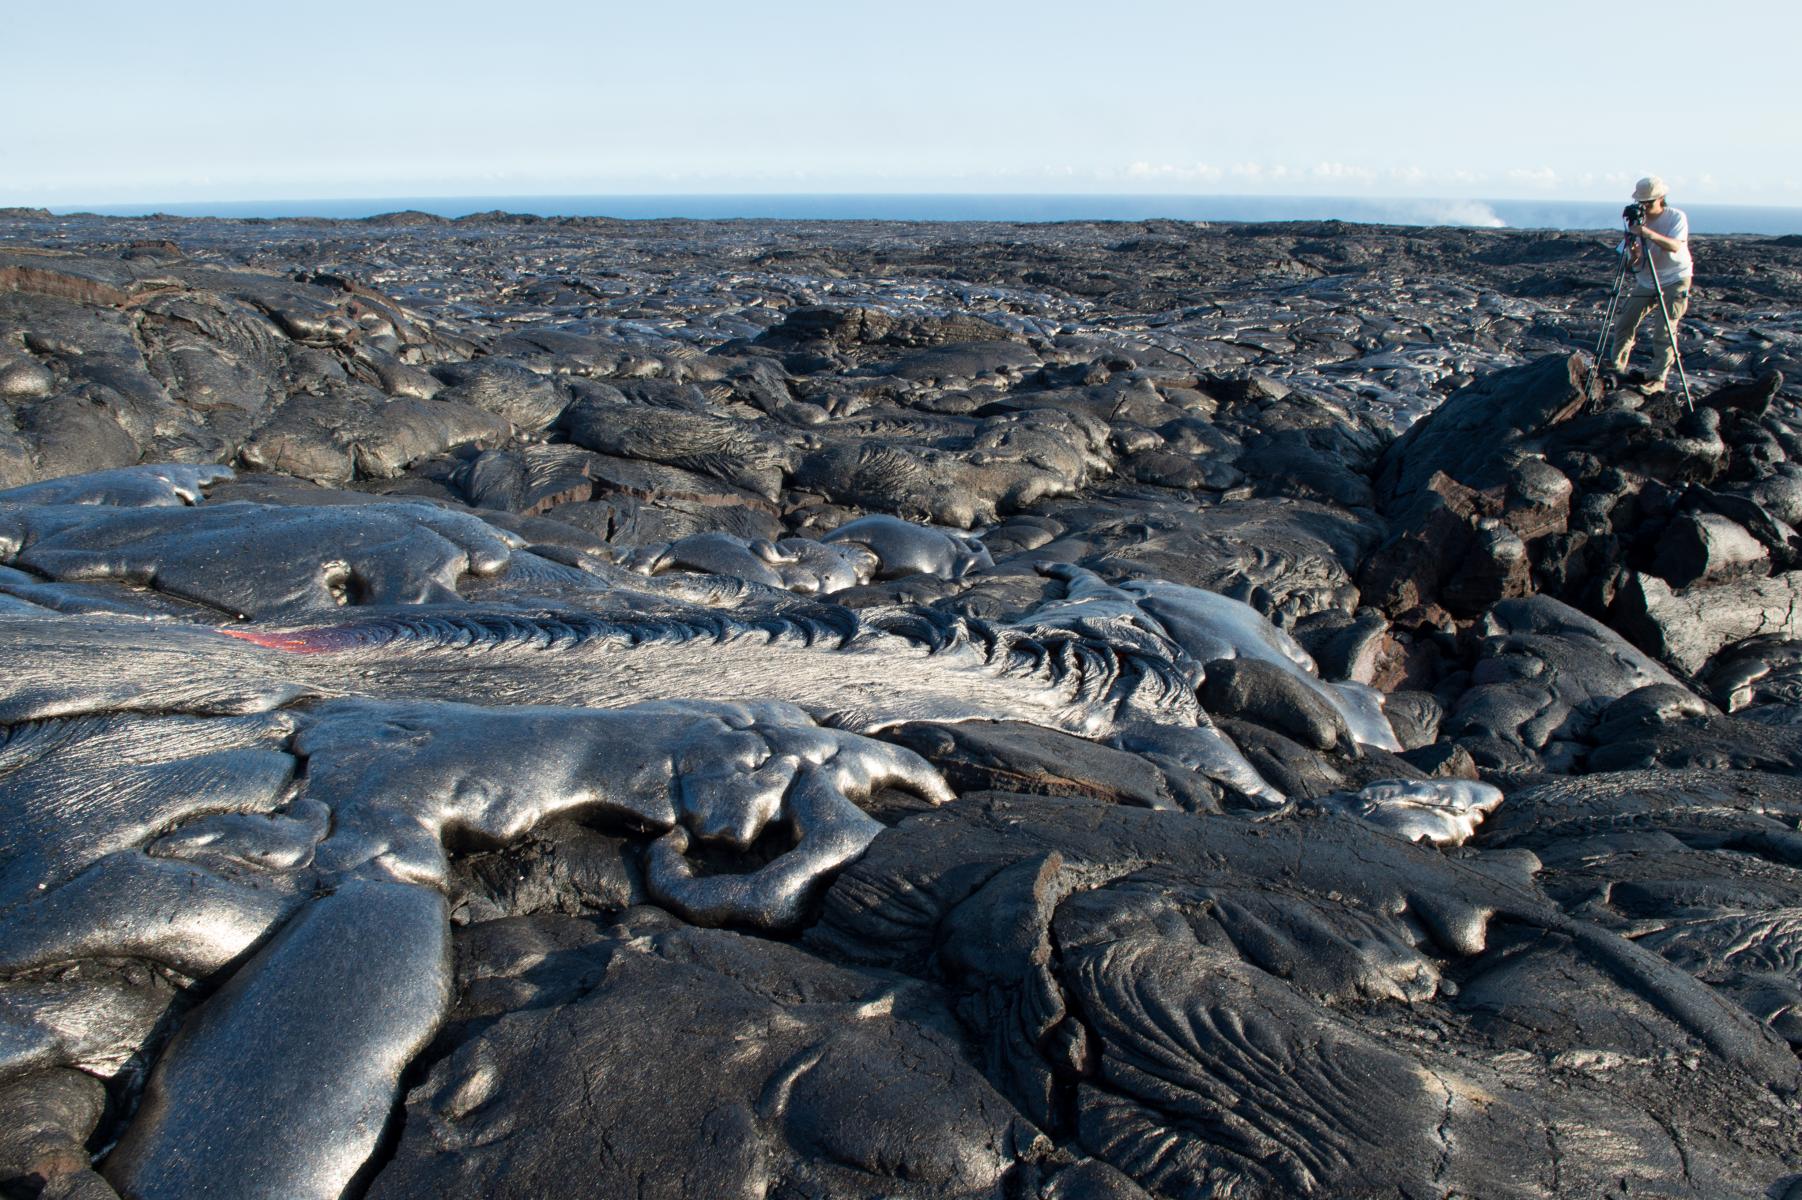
[1633,176,1669,202]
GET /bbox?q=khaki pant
[1609,279,1691,386]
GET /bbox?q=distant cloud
[1572,170,1633,193]
[1116,159,1516,197]
[1505,166,1559,189]
[1097,160,1790,207]
[1312,161,1378,183]
[1126,161,1225,182]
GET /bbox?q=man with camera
[1605,175,1692,395]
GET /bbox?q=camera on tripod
[1623,200,1648,225]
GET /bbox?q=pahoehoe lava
[2,208,1802,1198]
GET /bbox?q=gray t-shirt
[1621,206,1692,288]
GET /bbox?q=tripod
[1594,225,1694,410]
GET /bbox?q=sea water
[47,194,1802,236]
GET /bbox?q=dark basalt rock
[560,391,797,500]
[1361,353,1800,630]
[1613,566,1802,676]
[254,392,512,484]
[0,499,517,620]
[1442,594,1700,771]
[1199,655,1353,750]
[1361,353,1593,615]
[789,408,1108,528]
[881,720,1217,812]
[1705,634,1802,712]
[1479,770,1802,1049]
[811,793,1800,1196]
[431,359,569,431]
[372,915,1105,1200]
[1588,708,1802,773]
[2,211,1801,1199]
[1653,509,1770,587]
[749,304,1023,357]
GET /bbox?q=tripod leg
[1600,284,1629,360]
[1597,282,1623,363]
[1595,252,1631,367]
[1670,334,1695,410]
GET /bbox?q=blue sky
[6,0,1798,207]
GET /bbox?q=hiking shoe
[1639,379,1667,396]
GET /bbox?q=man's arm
[1637,209,1687,254]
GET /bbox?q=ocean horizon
[33,193,1802,236]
